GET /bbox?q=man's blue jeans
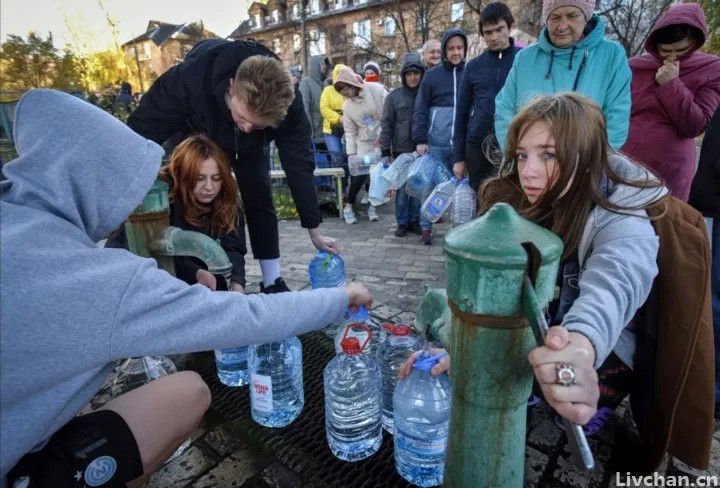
[395,183,420,226]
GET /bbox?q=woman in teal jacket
[494,0,631,152]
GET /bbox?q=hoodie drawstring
[568,46,577,70]
[545,51,555,80]
[572,51,589,91]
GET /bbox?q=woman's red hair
[159,134,240,237]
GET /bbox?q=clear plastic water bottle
[451,178,476,227]
[368,159,392,206]
[432,160,453,186]
[324,326,382,461]
[420,178,457,223]
[406,154,442,200]
[362,115,382,141]
[375,324,421,433]
[393,349,452,487]
[111,357,191,460]
[349,148,381,176]
[382,152,419,189]
[248,337,304,428]
[309,250,347,337]
[214,347,249,386]
[334,306,386,357]
[309,250,346,289]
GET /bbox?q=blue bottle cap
[412,351,448,371]
[348,305,369,321]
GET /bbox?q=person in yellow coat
[320,64,348,176]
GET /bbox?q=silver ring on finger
[555,362,576,386]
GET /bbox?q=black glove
[331,123,344,138]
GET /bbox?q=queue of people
[1,0,719,485]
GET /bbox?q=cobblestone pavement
[133,203,719,487]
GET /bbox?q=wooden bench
[270,167,345,216]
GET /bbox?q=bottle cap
[341,337,362,354]
[412,351,448,371]
[348,305,368,321]
[382,323,412,336]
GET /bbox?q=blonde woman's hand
[528,326,599,425]
[398,348,450,379]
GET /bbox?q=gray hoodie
[565,154,667,369]
[0,90,348,481]
[298,55,326,142]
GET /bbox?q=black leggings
[346,174,369,205]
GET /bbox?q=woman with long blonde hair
[403,93,668,435]
[160,134,246,292]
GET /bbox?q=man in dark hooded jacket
[452,2,521,190]
[412,28,467,244]
[380,53,425,238]
[299,54,328,144]
[127,39,337,294]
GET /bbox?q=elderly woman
[622,3,720,201]
[334,66,387,224]
[494,0,631,152]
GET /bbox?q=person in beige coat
[334,66,388,224]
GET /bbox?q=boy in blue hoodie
[412,28,467,244]
[0,89,372,488]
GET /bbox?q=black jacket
[452,39,521,164]
[689,106,720,218]
[380,53,425,157]
[170,198,247,289]
[127,39,321,229]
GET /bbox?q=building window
[335,0,345,8]
[309,29,326,55]
[310,0,321,15]
[293,33,301,51]
[353,19,371,48]
[142,42,152,60]
[451,2,464,22]
[254,13,263,28]
[416,10,428,31]
[273,38,282,53]
[384,16,396,36]
[291,4,300,19]
[271,10,280,23]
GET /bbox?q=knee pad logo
[84,456,117,487]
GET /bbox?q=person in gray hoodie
[0,89,372,487]
[299,54,328,144]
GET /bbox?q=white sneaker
[343,206,357,224]
[368,205,379,221]
[360,194,370,205]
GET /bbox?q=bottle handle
[341,322,373,352]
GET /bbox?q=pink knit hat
[542,0,594,24]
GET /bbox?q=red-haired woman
[160,134,246,292]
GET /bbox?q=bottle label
[250,373,273,413]
[395,428,447,456]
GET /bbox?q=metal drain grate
[201,331,424,488]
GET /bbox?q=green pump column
[125,179,176,275]
[442,203,563,487]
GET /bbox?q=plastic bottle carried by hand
[248,337,304,428]
[324,326,382,461]
[420,178,456,223]
[349,148,381,176]
[382,152,419,189]
[375,324,421,433]
[405,154,441,201]
[393,348,452,487]
[215,347,249,386]
[451,178,476,227]
[334,306,386,357]
[368,159,392,206]
[309,250,347,337]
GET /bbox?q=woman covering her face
[160,134,247,293]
